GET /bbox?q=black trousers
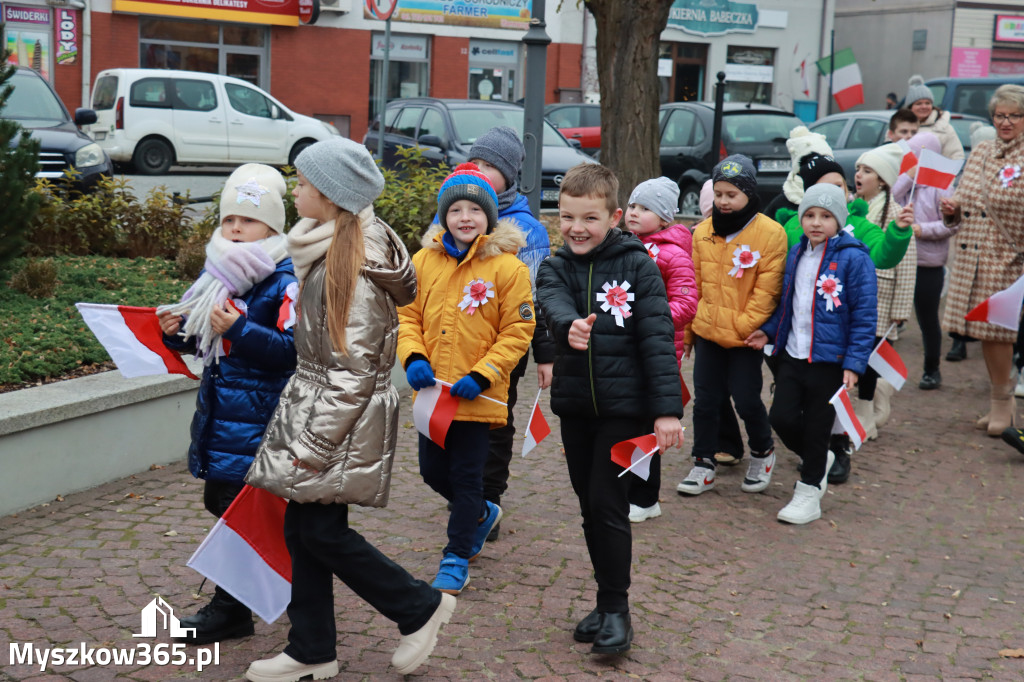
[419,420,491,559]
[560,415,651,613]
[282,501,440,665]
[770,353,844,487]
[482,352,529,505]
[914,266,945,374]
[691,337,773,464]
[858,336,884,401]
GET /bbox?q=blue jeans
[419,420,491,559]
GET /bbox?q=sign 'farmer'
[597,280,634,327]
[459,278,495,315]
[728,245,760,278]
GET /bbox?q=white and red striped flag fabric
[521,389,552,457]
[867,338,908,391]
[412,382,460,448]
[916,149,964,190]
[611,433,660,481]
[76,303,198,379]
[965,272,1024,330]
[829,385,866,450]
[187,485,290,623]
[896,139,917,175]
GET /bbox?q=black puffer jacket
[537,228,684,420]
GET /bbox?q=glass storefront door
[469,67,516,101]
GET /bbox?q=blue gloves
[406,360,435,390]
[450,375,483,401]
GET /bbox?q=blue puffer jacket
[163,259,297,483]
[761,231,878,375]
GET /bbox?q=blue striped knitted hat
[437,162,499,231]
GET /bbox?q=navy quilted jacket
[163,259,297,483]
[761,231,878,375]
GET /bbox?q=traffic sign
[366,0,397,21]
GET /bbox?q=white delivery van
[87,68,339,174]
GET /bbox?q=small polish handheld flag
[965,272,1024,331]
[816,48,864,111]
[412,382,460,448]
[916,149,964,190]
[867,338,908,391]
[680,374,692,408]
[187,485,290,623]
[896,139,917,175]
[829,385,866,450]
[76,303,198,379]
[611,433,660,481]
[521,389,552,457]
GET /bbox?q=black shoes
[486,521,500,542]
[919,370,942,390]
[175,589,254,645]
[573,610,633,654]
[946,339,967,362]
[1001,427,1024,456]
[827,435,851,485]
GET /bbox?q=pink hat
[699,179,714,218]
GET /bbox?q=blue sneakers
[431,554,470,595]
[468,501,502,562]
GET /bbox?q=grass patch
[1,256,189,390]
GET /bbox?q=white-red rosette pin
[728,245,760,278]
[459,278,495,315]
[816,273,843,311]
[1000,164,1021,189]
[597,280,634,327]
[645,243,660,260]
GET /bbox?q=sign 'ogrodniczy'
[668,0,759,38]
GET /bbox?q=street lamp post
[521,0,550,216]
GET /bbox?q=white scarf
[286,206,376,282]
[158,227,288,364]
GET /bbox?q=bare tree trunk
[584,0,674,210]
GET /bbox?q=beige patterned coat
[942,133,1024,343]
[869,193,917,339]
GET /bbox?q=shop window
[724,46,774,105]
[224,24,264,47]
[141,18,218,43]
[139,18,268,88]
[226,83,271,117]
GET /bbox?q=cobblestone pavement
[3,321,1024,681]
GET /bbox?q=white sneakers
[777,482,822,524]
[245,653,338,682]
[391,592,457,675]
[628,502,662,523]
[676,465,716,495]
[740,451,775,493]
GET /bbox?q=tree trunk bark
[584,0,674,210]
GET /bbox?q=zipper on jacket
[807,245,828,362]
[587,260,599,416]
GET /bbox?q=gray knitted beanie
[294,138,384,214]
[799,183,848,228]
[468,126,524,189]
[628,177,679,224]
[905,75,934,106]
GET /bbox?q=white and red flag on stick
[521,389,552,457]
[965,272,1024,331]
[896,139,917,175]
[916,149,963,190]
[76,303,198,379]
[867,331,908,391]
[829,385,866,450]
[187,485,290,623]
[412,382,460,448]
[611,433,660,481]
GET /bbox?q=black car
[363,98,595,207]
[5,66,112,191]
[658,102,802,215]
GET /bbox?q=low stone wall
[0,370,199,516]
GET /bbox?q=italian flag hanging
[816,48,864,111]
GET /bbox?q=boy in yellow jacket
[397,163,535,595]
[678,155,787,496]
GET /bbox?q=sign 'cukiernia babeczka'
[667,0,758,37]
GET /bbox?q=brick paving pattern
[2,322,1024,680]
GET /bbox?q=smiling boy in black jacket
[536,164,684,656]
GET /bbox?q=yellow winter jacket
[685,213,787,348]
[398,220,535,425]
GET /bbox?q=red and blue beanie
[438,162,499,231]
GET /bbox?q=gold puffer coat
[245,219,416,507]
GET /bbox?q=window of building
[658,42,708,103]
[369,33,430,124]
[139,18,268,88]
[724,46,775,105]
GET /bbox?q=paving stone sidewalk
[2,321,1024,681]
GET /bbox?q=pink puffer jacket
[638,224,698,363]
